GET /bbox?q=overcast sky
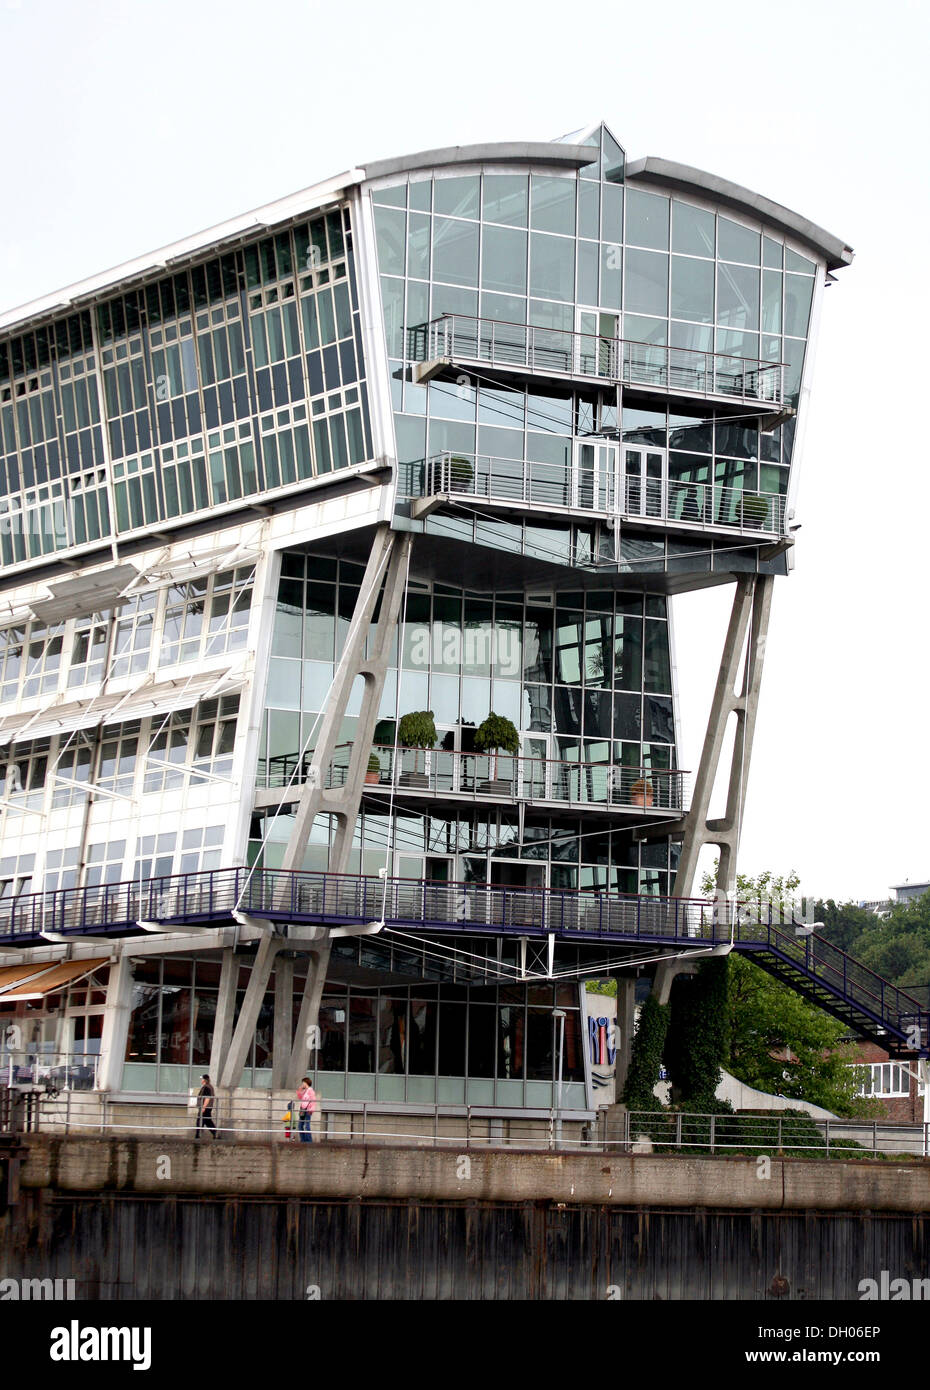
[1,0,926,903]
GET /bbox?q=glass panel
[717,264,760,331]
[784,273,814,338]
[625,188,669,250]
[718,217,760,264]
[482,174,528,227]
[670,255,714,322]
[373,206,406,276]
[530,176,576,235]
[432,217,479,287]
[672,201,715,256]
[625,250,668,317]
[529,233,575,302]
[433,175,479,219]
[481,224,527,295]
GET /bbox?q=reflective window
[625,189,669,250]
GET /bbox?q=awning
[0,665,243,748]
[1,957,110,1000]
[0,962,53,994]
[29,563,140,625]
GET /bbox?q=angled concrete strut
[218,524,412,1091]
[670,573,774,902]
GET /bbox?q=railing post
[709,1114,715,1154]
[777,1115,783,1153]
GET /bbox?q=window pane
[433,218,479,287]
[530,176,576,235]
[671,255,714,323]
[434,175,479,220]
[625,250,668,317]
[717,264,760,331]
[481,225,527,295]
[530,233,575,302]
[482,174,528,227]
[672,201,715,256]
[718,217,760,264]
[626,189,669,250]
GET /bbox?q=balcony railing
[257,744,690,813]
[411,314,785,407]
[405,452,786,535]
[1,1051,99,1091]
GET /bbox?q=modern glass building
[0,124,856,1132]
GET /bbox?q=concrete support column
[97,953,134,1093]
[665,574,774,904]
[652,957,697,1006]
[286,950,328,1091]
[614,976,637,1098]
[209,949,238,1080]
[271,955,294,1090]
[219,933,281,1090]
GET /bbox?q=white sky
[1,0,926,903]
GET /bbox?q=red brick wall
[848,1041,921,1124]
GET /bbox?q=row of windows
[0,209,372,566]
[373,173,816,272]
[0,567,252,708]
[249,806,678,899]
[3,699,240,814]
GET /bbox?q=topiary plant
[448,455,474,491]
[397,710,437,775]
[474,712,519,781]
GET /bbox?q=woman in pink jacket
[296,1077,317,1144]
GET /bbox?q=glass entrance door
[574,440,619,511]
[621,446,666,519]
[575,309,619,378]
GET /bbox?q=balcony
[405,451,787,537]
[411,314,788,414]
[255,744,690,816]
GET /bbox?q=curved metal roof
[626,156,853,269]
[363,141,596,181]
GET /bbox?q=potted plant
[397,710,436,787]
[365,753,381,785]
[474,712,519,794]
[448,455,474,492]
[630,777,654,808]
[739,492,770,529]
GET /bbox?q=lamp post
[552,1008,566,1150]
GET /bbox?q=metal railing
[258,744,690,813]
[0,1051,100,1091]
[412,314,785,407]
[6,1089,930,1160]
[406,452,786,535]
[0,867,926,1052]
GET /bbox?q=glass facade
[257,548,680,897]
[372,123,817,575]
[0,207,373,567]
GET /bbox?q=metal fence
[406,452,787,536]
[3,1090,928,1160]
[413,315,786,407]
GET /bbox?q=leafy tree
[621,994,669,1112]
[665,959,730,1104]
[474,712,519,780]
[700,864,880,1118]
[585,979,617,997]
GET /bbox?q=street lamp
[552,1008,566,1149]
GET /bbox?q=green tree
[701,864,880,1118]
[621,994,669,1112]
[665,959,730,1104]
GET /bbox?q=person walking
[196,1073,217,1139]
[296,1076,317,1144]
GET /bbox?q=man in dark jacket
[196,1074,217,1139]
